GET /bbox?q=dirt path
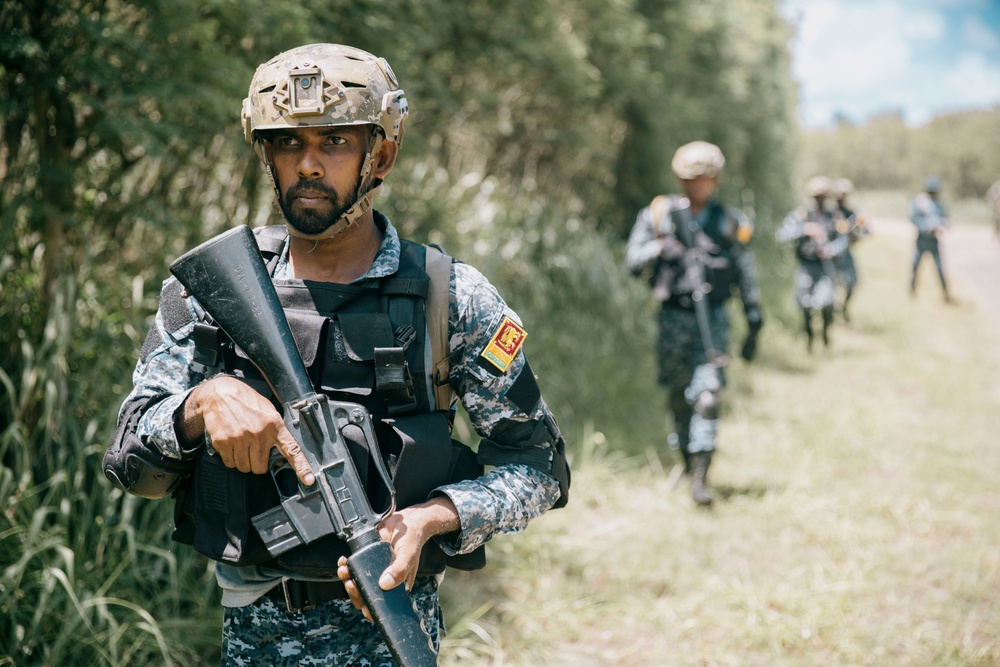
[873,216,1000,320]
[873,216,1000,399]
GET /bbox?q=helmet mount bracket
[274,65,347,117]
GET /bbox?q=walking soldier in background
[777,176,849,352]
[830,178,870,322]
[985,179,1000,241]
[626,141,763,506]
[103,43,569,666]
[909,175,952,302]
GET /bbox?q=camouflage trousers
[833,251,858,289]
[793,261,836,310]
[221,576,442,666]
[911,234,947,290]
[657,303,730,454]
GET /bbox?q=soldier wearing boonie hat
[626,140,763,506]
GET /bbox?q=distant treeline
[800,108,1000,200]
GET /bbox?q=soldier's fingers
[248,437,272,476]
[230,439,252,473]
[209,436,237,470]
[378,541,419,592]
[275,428,315,486]
[337,557,373,621]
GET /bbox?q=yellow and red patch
[481,316,527,373]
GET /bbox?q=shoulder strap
[253,225,289,275]
[423,244,454,410]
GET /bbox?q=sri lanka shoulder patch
[481,316,527,373]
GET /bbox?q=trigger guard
[268,447,287,468]
[267,450,300,500]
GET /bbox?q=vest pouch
[171,448,276,566]
[706,259,735,304]
[382,411,486,573]
[320,313,395,400]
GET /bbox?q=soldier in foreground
[777,176,848,352]
[830,178,870,322]
[909,176,951,302]
[625,141,763,506]
[104,43,569,666]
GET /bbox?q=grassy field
[438,216,1000,666]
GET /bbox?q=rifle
[170,225,438,667]
[669,204,725,432]
[670,205,724,366]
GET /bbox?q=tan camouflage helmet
[805,175,832,197]
[671,141,726,179]
[242,43,408,152]
[241,44,409,239]
[832,178,854,199]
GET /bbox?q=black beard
[278,179,352,235]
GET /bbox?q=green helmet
[241,44,409,239]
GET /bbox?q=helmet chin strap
[262,131,386,241]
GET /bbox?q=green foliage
[1,0,800,662]
[800,108,1000,200]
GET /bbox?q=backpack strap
[423,245,454,411]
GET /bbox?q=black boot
[690,452,713,506]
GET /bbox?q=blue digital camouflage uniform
[832,204,868,292]
[777,205,850,350]
[909,192,949,295]
[625,196,761,457]
[776,206,848,312]
[122,214,562,665]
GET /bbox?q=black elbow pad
[103,436,195,499]
[478,413,571,509]
[103,395,197,499]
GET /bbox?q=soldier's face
[681,176,718,207]
[268,126,369,235]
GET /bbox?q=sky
[780,0,1000,128]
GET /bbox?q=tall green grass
[1,251,222,665]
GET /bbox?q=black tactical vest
[661,201,739,306]
[795,208,837,265]
[171,225,485,576]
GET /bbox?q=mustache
[285,180,340,200]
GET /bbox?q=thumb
[378,561,408,591]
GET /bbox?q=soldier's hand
[181,375,314,486]
[337,497,461,619]
[803,221,826,241]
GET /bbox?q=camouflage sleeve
[624,206,664,275]
[910,198,927,230]
[120,283,203,460]
[732,243,762,309]
[430,261,562,555]
[776,209,806,243]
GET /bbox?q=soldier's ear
[374,140,398,179]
